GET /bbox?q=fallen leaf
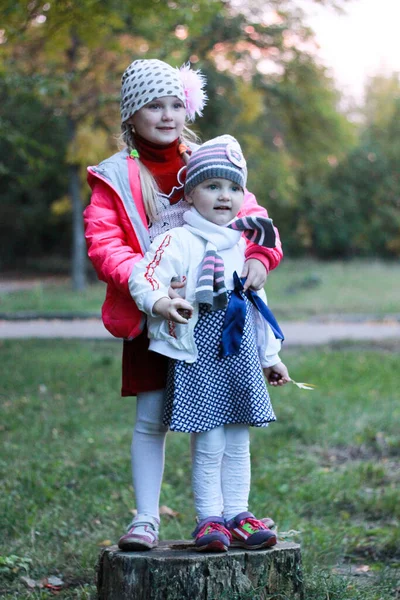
[42,575,64,591]
[47,576,64,586]
[97,539,113,547]
[159,505,179,518]
[129,506,180,518]
[279,529,301,537]
[355,565,370,573]
[291,380,316,390]
[21,576,41,589]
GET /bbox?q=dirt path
[1,317,400,345]
[1,277,400,345]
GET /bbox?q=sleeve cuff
[143,291,170,316]
[244,251,270,273]
[261,354,281,369]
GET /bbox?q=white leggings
[191,424,250,521]
[131,391,250,522]
[131,389,168,521]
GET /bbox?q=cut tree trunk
[97,540,304,600]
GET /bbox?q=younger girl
[130,135,290,552]
[84,58,283,551]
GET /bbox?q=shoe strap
[129,521,155,530]
[198,522,232,541]
[192,515,225,537]
[239,517,268,532]
[127,514,160,532]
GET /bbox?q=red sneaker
[226,511,277,550]
[192,516,232,552]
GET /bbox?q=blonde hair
[119,123,200,223]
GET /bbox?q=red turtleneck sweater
[133,135,186,205]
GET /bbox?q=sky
[304,0,400,102]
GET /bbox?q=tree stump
[97,540,304,600]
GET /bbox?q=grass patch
[0,280,104,315]
[1,259,399,319]
[266,258,400,319]
[1,340,399,598]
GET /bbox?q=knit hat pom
[178,63,208,122]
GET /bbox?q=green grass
[1,259,399,319]
[0,280,104,315]
[265,259,400,319]
[1,339,399,599]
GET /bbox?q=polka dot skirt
[164,294,276,433]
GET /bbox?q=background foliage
[1,0,399,278]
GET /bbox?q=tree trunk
[97,540,304,600]
[66,31,87,291]
[69,158,87,291]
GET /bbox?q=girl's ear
[123,120,135,137]
[185,193,193,205]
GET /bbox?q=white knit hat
[121,59,185,123]
[184,135,248,196]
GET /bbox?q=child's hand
[153,297,193,324]
[169,277,186,299]
[264,361,290,386]
[241,258,267,291]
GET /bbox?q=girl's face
[187,178,244,226]
[131,96,186,145]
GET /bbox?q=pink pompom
[178,63,208,121]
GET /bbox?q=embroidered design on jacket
[144,234,172,290]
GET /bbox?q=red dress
[122,136,186,395]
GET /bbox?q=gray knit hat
[184,135,247,196]
[120,59,186,123]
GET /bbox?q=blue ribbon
[220,271,284,357]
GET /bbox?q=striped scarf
[196,245,228,310]
[183,209,276,310]
[228,215,276,247]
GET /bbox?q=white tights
[131,389,168,521]
[131,391,250,522]
[191,424,250,521]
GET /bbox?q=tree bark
[66,31,87,292]
[69,158,87,291]
[97,540,304,600]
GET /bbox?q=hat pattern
[184,135,248,196]
[120,59,186,123]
